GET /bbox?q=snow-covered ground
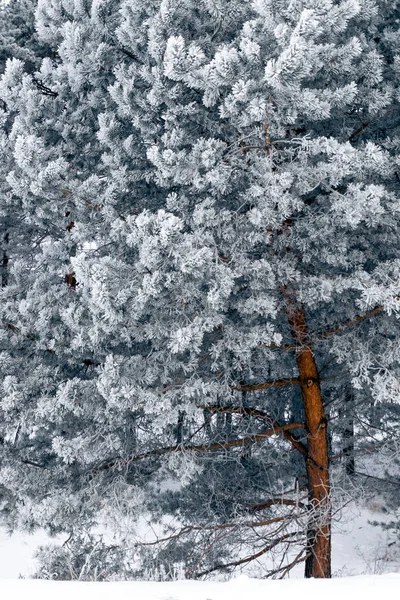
[0,574,399,600]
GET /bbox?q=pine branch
[314,304,388,342]
[31,77,58,98]
[93,422,305,473]
[251,498,306,512]
[348,120,369,141]
[231,378,300,391]
[141,514,295,546]
[203,405,308,457]
[352,471,400,487]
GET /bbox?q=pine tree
[1,0,400,580]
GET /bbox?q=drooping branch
[93,421,304,473]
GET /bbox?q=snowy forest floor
[0,500,399,580]
[0,575,399,600]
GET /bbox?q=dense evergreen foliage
[0,0,399,580]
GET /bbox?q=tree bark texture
[286,300,331,578]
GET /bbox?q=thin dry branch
[191,532,301,578]
[21,458,46,469]
[329,441,388,462]
[158,375,299,397]
[257,342,296,351]
[348,120,369,141]
[278,551,310,579]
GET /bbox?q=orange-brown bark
[286,299,331,579]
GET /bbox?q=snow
[332,503,399,577]
[0,574,399,600]
[0,506,398,600]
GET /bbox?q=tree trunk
[286,300,331,578]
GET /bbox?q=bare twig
[329,441,388,462]
[21,458,46,469]
[348,121,369,141]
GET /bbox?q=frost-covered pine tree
[1,0,400,580]
[0,0,126,535]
